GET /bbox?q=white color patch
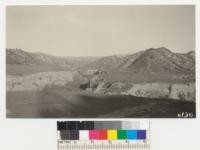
[79,130,89,140]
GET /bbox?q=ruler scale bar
[58,144,150,150]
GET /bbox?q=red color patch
[99,130,107,140]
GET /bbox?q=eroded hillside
[6,47,196,102]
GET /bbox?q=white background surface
[0,0,200,150]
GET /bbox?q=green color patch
[117,130,127,139]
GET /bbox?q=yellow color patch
[107,130,117,140]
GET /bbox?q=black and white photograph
[6,5,195,118]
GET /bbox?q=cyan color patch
[127,130,137,139]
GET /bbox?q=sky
[6,5,195,57]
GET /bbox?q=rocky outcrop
[6,71,74,91]
[79,69,107,91]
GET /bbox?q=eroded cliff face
[126,83,195,101]
[6,71,74,91]
[81,71,195,102]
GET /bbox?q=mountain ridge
[125,47,195,75]
[6,48,97,68]
[6,47,195,77]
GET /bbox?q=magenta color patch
[89,130,99,139]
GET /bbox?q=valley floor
[6,90,195,118]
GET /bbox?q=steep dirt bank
[126,82,195,101]
[6,70,195,102]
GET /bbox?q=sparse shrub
[177,91,186,101]
[32,82,39,91]
[80,82,90,90]
[32,82,38,86]
[187,92,191,99]
[135,90,142,97]
[168,85,172,93]
[103,82,112,89]
[12,82,15,88]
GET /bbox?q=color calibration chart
[57,121,150,150]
